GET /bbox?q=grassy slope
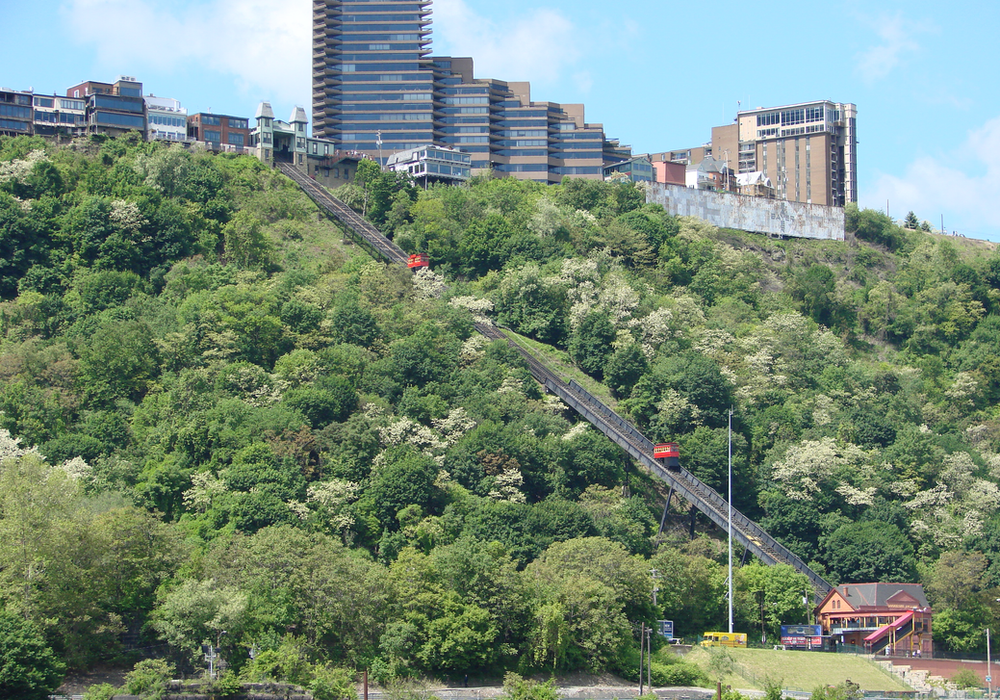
[684,647,910,693]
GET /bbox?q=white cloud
[60,0,311,104]
[865,116,1000,237]
[854,13,929,84]
[433,0,585,90]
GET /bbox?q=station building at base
[815,583,932,657]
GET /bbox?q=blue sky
[3,0,1000,240]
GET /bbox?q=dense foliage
[3,134,1000,691]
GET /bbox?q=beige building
[659,101,857,207]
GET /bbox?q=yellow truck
[700,632,747,648]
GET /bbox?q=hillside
[684,647,910,693]
[3,134,1000,695]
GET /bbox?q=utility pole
[205,630,227,680]
[988,627,993,700]
[728,408,733,634]
[646,627,653,691]
[639,622,645,696]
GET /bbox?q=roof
[255,101,274,120]
[834,583,930,610]
[736,171,771,187]
[290,106,308,124]
[687,154,728,174]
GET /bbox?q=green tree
[569,310,616,378]
[0,611,65,700]
[150,579,248,665]
[604,343,648,399]
[820,521,918,584]
[734,562,812,643]
[222,210,274,270]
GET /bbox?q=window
[0,118,30,131]
[0,104,32,119]
[228,133,245,147]
[204,129,221,142]
[202,115,221,126]
[94,111,145,129]
[34,96,54,108]
[94,95,142,112]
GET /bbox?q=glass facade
[314,0,435,156]
[313,0,624,179]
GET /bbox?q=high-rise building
[311,0,627,182]
[312,0,435,155]
[655,100,857,207]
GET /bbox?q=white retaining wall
[646,183,845,241]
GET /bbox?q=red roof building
[815,583,932,657]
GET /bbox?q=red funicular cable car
[407,253,430,269]
[653,442,680,470]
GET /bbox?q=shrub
[123,659,175,700]
[951,668,981,689]
[82,684,116,700]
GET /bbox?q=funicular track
[283,166,833,597]
[278,162,409,266]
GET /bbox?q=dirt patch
[58,667,129,696]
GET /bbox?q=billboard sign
[780,624,822,647]
[659,620,674,640]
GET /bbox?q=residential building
[145,96,188,143]
[188,112,250,152]
[604,156,654,183]
[67,76,147,138]
[647,156,686,186]
[685,154,735,192]
[311,0,628,182]
[661,100,857,206]
[32,93,87,138]
[815,583,932,656]
[386,144,471,186]
[0,88,35,137]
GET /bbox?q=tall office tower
[312,0,436,154]
[736,101,857,206]
[657,100,857,206]
[313,0,626,181]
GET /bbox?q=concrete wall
[645,182,845,241]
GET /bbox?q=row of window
[340,33,421,41]
[94,111,145,128]
[342,14,425,23]
[339,62,424,72]
[0,104,31,119]
[35,111,84,124]
[0,118,30,131]
[149,114,186,127]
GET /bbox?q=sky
[3,0,1000,240]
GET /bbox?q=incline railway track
[282,165,834,596]
[278,162,409,266]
